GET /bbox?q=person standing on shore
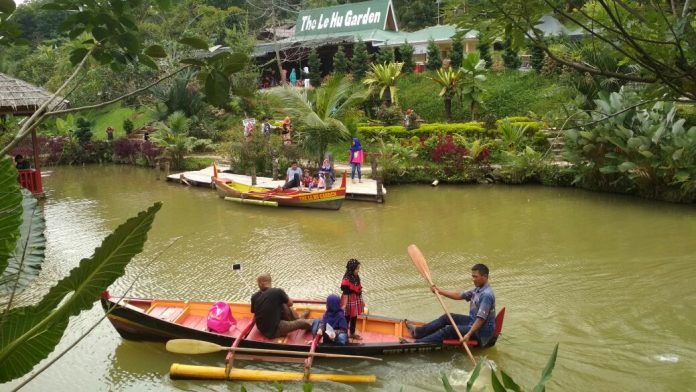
[349,137,364,183]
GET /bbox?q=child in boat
[308,174,320,191]
[311,294,349,345]
[301,170,312,189]
[340,259,365,340]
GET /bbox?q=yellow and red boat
[213,172,347,210]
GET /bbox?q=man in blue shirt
[407,264,496,346]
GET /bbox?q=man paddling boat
[407,264,496,346]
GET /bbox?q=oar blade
[166,339,226,354]
[407,244,434,286]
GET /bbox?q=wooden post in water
[251,166,257,186]
[164,161,170,179]
[272,158,278,180]
[155,160,160,180]
[371,157,384,203]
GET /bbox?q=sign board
[294,0,397,37]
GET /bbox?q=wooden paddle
[407,244,477,366]
[166,339,382,361]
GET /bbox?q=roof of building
[531,15,584,37]
[374,24,478,47]
[0,72,68,116]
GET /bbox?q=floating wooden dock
[166,166,386,202]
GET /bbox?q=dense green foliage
[564,91,696,202]
[358,122,486,139]
[477,41,493,69]
[332,46,348,74]
[393,0,438,31]
[399,40,415,73]
[502,38,521,70]
[308,48,322,87]
[450,37,464,69]
[351,39,369,81]
[376,46,394,64]
[426,40,442,70]
[530,45,545,72]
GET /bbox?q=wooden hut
[0,72,68,196]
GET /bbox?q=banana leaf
[0,188,45,300]
[0,202,161,383]
[0,157,23,277]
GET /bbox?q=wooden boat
[212,172,347,210]
[100,291,506,357]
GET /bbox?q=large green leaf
[204,69,230,108]
[178,36,208,50]
[0,0,15,14]
[466,359,485,392]
[0,202,161,382]
[532,343,559,392]
[0,189,45,299]
[440,370,456,392]
[500,370,522,391]
[0,157,22,276]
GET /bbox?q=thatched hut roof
[0,72,68,116]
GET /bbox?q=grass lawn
[87,104,154,140]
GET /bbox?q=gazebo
[0,72,68,196]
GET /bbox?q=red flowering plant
[430,134,469,176]
[112,138,140,163]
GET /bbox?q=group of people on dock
[250,261,496,347]
[244,116,293,145]
[279,137,364,191]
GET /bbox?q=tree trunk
[251,166,257,186]
[470,102,477,121]
[271,1,286,84]
[444,97,452,122]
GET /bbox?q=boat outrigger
[100,291,505,383]
[213,171,347,210]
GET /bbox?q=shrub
[375,105,403,125]
[358,122,486,139]
[123,119,134,135]
[399,40,415,73]
[112,138,139,163]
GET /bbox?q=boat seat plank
[180,315,206,331]
[148,305,185,322]
[282,329,313,345]
[219,318,254,337]
[246,325,284,344]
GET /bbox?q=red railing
[17,169,44,195]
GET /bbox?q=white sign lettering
[299,7,382,32]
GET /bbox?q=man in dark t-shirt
[250,274,311,339]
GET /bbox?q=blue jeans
[311,319,348,345]
[414,313,492,345]
[350,163,361,180]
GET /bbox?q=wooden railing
[17,169,44,195]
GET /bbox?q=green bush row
[358,122,486,139]
[498,121,544,135]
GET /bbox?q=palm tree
[154,111,196,169]
[266,75,367,164]
[363,62,404,106]
[430,67,463,122]
[460,52,487,121]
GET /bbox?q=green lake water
[4,165,696,391]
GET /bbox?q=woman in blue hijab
[349,137,364,183]
[311,294,349,345]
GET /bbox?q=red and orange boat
[213,173,347,210]
[100,292,505,357]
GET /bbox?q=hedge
[358,122,486,139]
[495,117,544,135]
[495,116,531,125]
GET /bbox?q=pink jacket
[350,150,364,164]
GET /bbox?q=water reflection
[8,165,696,391]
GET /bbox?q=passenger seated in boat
[406,264,496,346]
[319,159,334,188]
[311,294,349,345]
[302,169,313,189]
[308,174,320,191]
[282,161,303,190]
[317,173,326,190]
[251,273,312,339]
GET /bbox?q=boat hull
[212,174,347,210]
[100,295,451,356]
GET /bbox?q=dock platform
[166,166,386,202]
